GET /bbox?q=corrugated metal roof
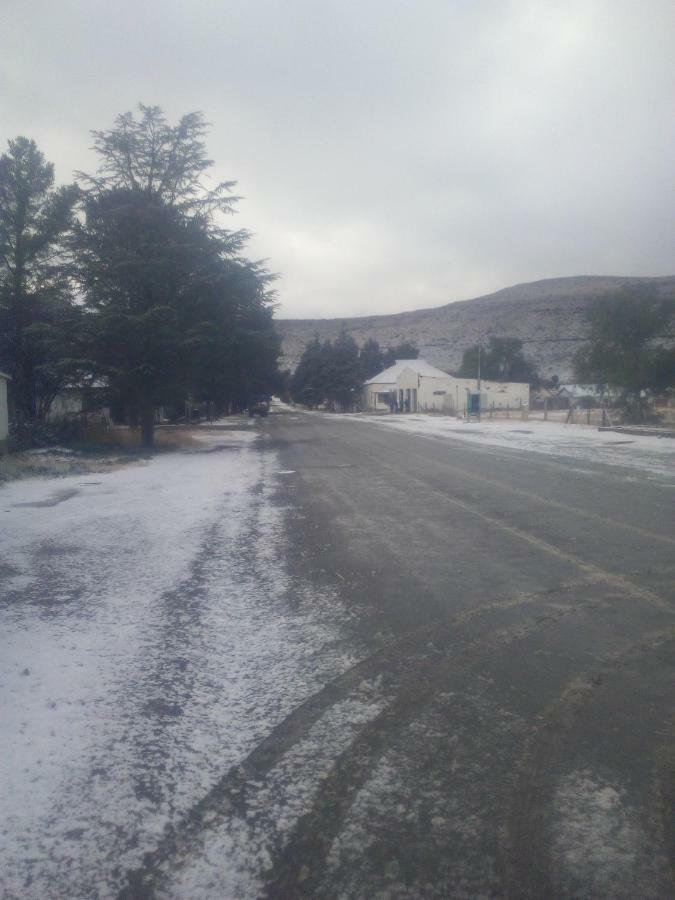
[364,359,451,385]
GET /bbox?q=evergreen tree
[574,285,675,419]
[73,105,276,445]
[325,330,361,410]
[290,335,326,408]
[457,336,538,385]
[0,137,79,420]
[382,341,419,367]
[291,332,363,410]
[74,189,224,438]
[359,338,384,379]
[189,257,279,412]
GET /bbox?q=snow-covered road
[333,413,675,481]
[2,414,673,898]
[0,428,363,898]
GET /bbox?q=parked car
[248,397,270,417]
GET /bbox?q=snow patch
[163,680,389,898]
[329,414,675,480]
[0,431,363,898]
[551,769,660,896]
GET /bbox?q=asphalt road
[256,410,675,899]
[117,409,675,899]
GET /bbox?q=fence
[464,402,617,427]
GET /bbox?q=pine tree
[73,105,276,445]
[382,341,419,367]
[189,257,280,413]
[290,335,326,408]
[574,285,675,420]
[326,330,361,410]
[0,137,79,420]
[359,338,384,379]
[457,337,538,385]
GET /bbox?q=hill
[275,275,675,380]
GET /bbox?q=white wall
[412,375,458,412]
[477,379,530,409]
[400,371,529,413]
[0,376,9,446]
[363,372,530,414]
[426,376,529,412]
[47,389,85,420]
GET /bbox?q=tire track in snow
[263,617,675,899]
[503,628,675,899]
[117,580,600,897]
[260,594,616,898]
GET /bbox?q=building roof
[558,383,608,398]
[364,358,451,385]
[0,371,11,381]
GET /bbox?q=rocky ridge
[275,275,675,380]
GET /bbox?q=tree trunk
[140,404,155,448]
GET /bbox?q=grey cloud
[1,0,673,318]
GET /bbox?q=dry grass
[0,449,133,482]
[94,425,202,451]
[0,426,202,483]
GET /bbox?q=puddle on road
[188,444,242,454]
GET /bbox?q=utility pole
[477,336,482,421]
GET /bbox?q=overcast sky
[1,0,673,318]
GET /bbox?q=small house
[364,359,456,412]
[556,384,611,409]
[363,359,530,414]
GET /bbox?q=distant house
[364,359,454,412]
[0,371,11,451]
[363,359,530,414]
[530,387,558,409]
[47,382,110,422]
[556,384,613,408]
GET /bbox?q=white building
[363,359,529,414]
[0,371,10,450]
[364,359,453,412]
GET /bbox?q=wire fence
[466,405,618,426]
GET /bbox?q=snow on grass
[328,414,675,481]
[0,430,362,898]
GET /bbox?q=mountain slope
[275,275,675,379]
